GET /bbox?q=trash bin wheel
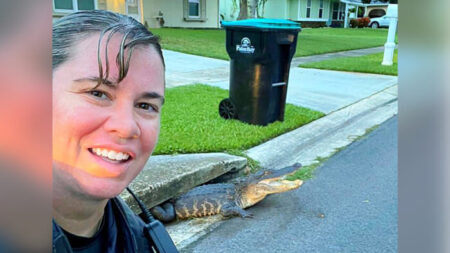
[219,98,237,119]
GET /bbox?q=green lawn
[299,49,398,75]
[153,84,324,155]
[152,28,390,60]
[296,28,390,57]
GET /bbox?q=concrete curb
[246,84,398,168]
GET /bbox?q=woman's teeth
[91,148,130,161]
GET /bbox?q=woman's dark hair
[52,10,164,84]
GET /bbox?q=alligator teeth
[91,148,130,161]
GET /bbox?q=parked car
[368,15,391,28]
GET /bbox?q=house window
[332,2,339,20]
[184,0,206,21]
[319,0,324,18]
[339,3,345,20]
[54,0,73,10]
[54,0,96,12]
[306,0,311,18]
[126,0,139,16]
[188,0,200,18]
[78,0,95,10]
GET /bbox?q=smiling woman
[52,10,175,252]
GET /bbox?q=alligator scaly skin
[173,183,242,218]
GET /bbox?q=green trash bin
[219,19,301,126]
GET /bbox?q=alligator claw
[240,210,254,218]
[244,213,254,219]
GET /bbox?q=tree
[237,0,248,20]
[234,0,269,20]
[249,0,257,18]
[256,0,268,18]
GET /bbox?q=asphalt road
[181,116,398,253]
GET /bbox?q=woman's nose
[103,105,140,140]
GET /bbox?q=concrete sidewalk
[163,49,397,114]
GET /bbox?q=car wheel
[371,22,379,29]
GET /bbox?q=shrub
[350,19,358,28]
[351,17,371,28]
[358,17,371,28]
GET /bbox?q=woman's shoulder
[111,197,148,232]
[112,197,143,222]
[111,197,154,252]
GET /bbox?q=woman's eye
[136,103,158,113]
[89,90,107,99]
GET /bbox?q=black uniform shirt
[62,200,124,253]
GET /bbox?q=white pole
[344,3,349,28]
[382,17,398,66]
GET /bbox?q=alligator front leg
[150,202,176,223]
[221,204,254,218]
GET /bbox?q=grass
[295,28,390,57]
[299,49,398,75]
[226,150,261,173]
[153,84,324,155]
[152,28,228,60]
[286,164,319,181]
[351,124,381,142]
[152,28,390,60]
[286,155,330,181]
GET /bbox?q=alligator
[150,163,304,223]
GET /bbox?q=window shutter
[200,0,206,20]
[183,0,188,19]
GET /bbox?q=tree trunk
[257,0,267,18]
[237,0,248,20]
[249,0,258,18]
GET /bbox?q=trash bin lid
[222,18,301,31]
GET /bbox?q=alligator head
[238,163,304,208]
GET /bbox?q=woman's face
[53,33,165,199]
